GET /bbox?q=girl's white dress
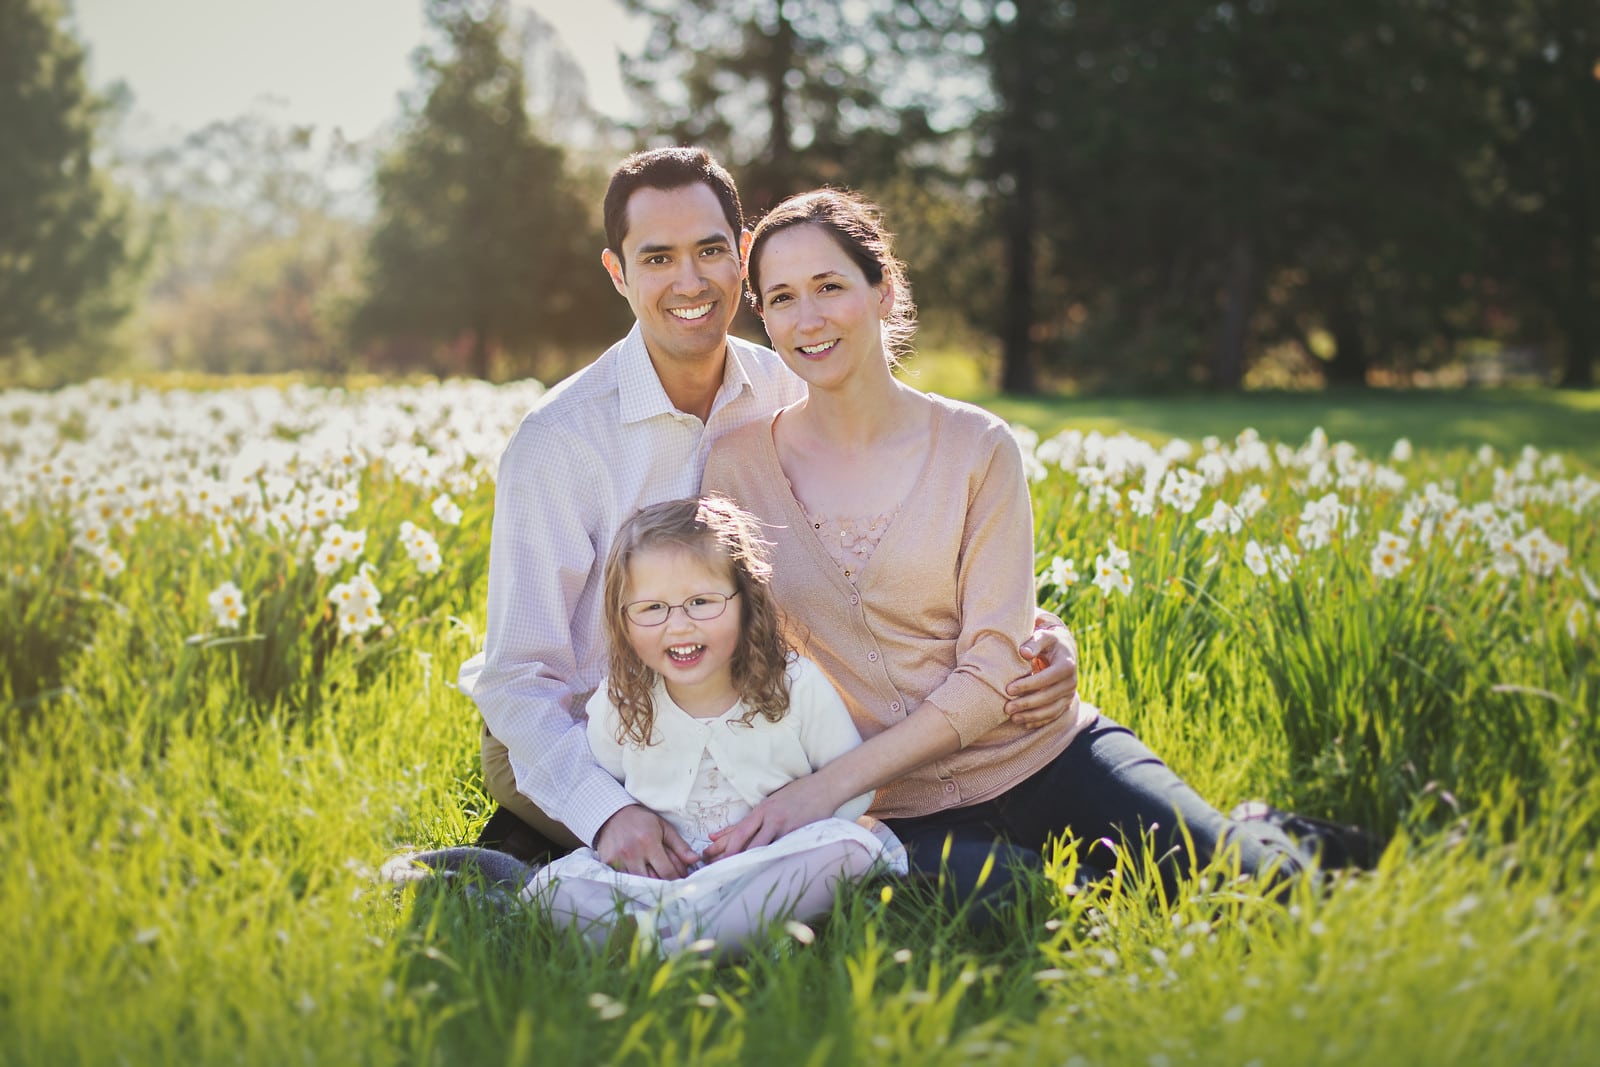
[522,656,905,946]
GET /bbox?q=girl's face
[755,223,894,394]
[622,543,744,715]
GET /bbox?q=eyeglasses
[623,590,739,627]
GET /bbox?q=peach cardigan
[703,394,1093,819]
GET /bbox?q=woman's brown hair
[601,495,793,746]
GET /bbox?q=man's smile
[668,302,714,322]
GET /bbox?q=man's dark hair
[603,148,743,274]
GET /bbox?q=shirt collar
[616,322,754,426]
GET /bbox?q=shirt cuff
[555,768,639,847]
[923,672,1010,749]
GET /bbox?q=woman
[701,189,1334,913]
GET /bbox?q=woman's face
[754,224,893,393]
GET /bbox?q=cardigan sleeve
[787,657,875,821]
[917,421,1038,748]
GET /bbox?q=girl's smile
[623,545,743,717]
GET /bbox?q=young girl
[517,494,903,955]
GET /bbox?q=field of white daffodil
[2,379,1596,1066]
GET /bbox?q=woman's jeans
[881,716,1305,916]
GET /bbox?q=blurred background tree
[125,113,366,375]
[351,0,624,380]
[6,0,1596,391]
[0,0,145,386]
[1477,0,1599,389]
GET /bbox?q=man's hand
[593,804,699,879]
[1005,612,1080,729]
[701,775,837,862]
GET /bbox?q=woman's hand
[701,775,839,862]
[1004,612,1080,729]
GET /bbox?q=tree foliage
[620,0,939,211]
[896,0,1588,392]
[0,0,142,381]
[1476,0,1600,388]
[353,0,616,379]
[125,114,365,375]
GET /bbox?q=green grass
[900,349,1600,464]
[2,377,1597,1065]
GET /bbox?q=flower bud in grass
[1567,601,1590,640]
[432,493,463,526]
[1369,530,1411,580]
[783,920,815,945]
[587,993,625,1020]
[97,548,126,578]
[207,581,247,630]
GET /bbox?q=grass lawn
[2,376,1596,1065]
[901,350,1600,465]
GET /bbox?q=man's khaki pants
[481,727,584,850]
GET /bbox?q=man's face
[602,183,747,373]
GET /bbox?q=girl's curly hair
[601,495,793,747]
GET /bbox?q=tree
[353,0,606,379]
[1479,0,1599,388]
[0,0,142,379]
[125,113,367,375]
[620,1,949,210]
[918,0,1495,391]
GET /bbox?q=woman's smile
[796,338,840,359]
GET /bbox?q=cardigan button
[849,593,859,605]
[890,701,900,712]
[943,782,956,794]
[867,651,878,662]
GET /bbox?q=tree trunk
[471,327,492,380]
[1325,304,1370,387]
[995,6,1039,397]
[1558,55,1594,389]
[1213,236,1255,389]
[998,140,1038,395]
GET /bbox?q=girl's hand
[1005,614,1080,729]
[703,776,837,861]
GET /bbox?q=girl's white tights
[538,838,879,958]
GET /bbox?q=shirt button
[944,782,956,794]
[867,651,878,662]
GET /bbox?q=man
[457,147,1077,879]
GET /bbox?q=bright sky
[73,0,647,143]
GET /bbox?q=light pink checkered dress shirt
[456,323,806,845]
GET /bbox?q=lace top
[801,506,898,582]
[670,746,753,854]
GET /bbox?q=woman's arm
[703,703,960,860]
[788,658,876,821]
[909,419,1043,747]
